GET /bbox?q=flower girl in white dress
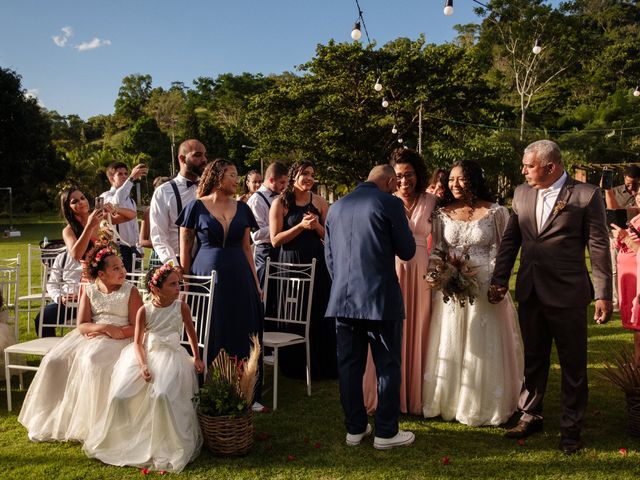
[19,244,142,441]
[84,263,204,473]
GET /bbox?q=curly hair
[145,263,177,291]
[389,148,428,193]
[84,242,120,280]
[428,168,447,188]
[281,160,315,210]
[440,160,494,207]
[197,159,235,198]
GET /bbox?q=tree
[114,74,153,127]
[122,117,171,177]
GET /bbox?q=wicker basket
[198,410,254,456]
[626,393,640,437]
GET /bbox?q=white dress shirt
[100,178,139,248]
[47,251,83,304]
[247,185,278,245]
[149,174,197,264]
[536,171,567,231]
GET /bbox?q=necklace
[400,194,418,217]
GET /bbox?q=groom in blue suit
[325,165,416,450]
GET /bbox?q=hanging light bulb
[634,85,640,97]
[398,138,404,144]
[382,98,389,108]
[374,78,383,92]
[351,22,362,41]
[443,0,454,16]
[391,124,398,134]
[532,38,542,55]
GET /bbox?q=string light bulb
[391,125,398,134]
[443,0,454,16]
[634,85,640,97]
[374,78,383,92]
[532,39,542,55]
[351,22,362,41]
[398,138,404,144]
[382,98,389,108]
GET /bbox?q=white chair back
[125,271,148,297]
[0,255,21,340]
[39,264,83,337]
[180,272,216,373]
[25,243,66,296]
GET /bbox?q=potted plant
[600,346,640,436]
[194,336,260,456]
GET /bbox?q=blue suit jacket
[324,182,416,322]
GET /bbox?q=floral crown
[91,246,117,267]
[149,261,176,289]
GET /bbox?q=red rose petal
[313,441,321,449]
[619,448,628,456]
[159,471,167,476]
[442,456,450,465]
[140,468,150,475]
[517,439,525,446]
[287,454,296,461]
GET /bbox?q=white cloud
[24,89,45,107]
[52,26,73,47]
[75,38,111,52]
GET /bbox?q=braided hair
[280,160,315,211]
[84,242,119,280]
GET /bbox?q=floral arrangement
[194,335,260,418]
[425,246,479,307]
[90,246,117,267]
[149,262,175,289]
[599,347,640,396]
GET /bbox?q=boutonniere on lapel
[552,200,567,215]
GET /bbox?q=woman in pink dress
[362,148,437,415]
[611,191,640,364]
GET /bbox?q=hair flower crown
[150,261,176,289]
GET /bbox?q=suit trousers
[517,292,587,438]
[33,302,74,338]
[119,244,141,274]
[335,317,402,439]
[254,243,278,288]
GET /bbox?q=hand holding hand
[141,364,152,382]
[487,284,508,304]
[194,358,205,374]
[594,299,613,324]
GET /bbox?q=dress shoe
[373,430,415,450]
[504,420,543,439]
[560,437,583,455]
[346,423,372,446]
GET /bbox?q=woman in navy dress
[269,161,337,380]
[177,159,264,403]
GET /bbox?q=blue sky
[2,1,500,119]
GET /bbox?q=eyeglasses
[396,172,415,180]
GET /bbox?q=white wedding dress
[83,300,201,473]
[422,204,524,426]
[19,282,134,441]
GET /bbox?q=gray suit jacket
[491,176,612,308]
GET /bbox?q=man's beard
[185,160,204,177]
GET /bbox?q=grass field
[1,219,639,479]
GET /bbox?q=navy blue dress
[176,200,263,370]
[276,194,337,380]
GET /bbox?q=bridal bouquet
[425,246,479,307]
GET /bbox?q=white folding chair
[125,271,148,298]
[180,272,216,375]
[262,258,316,410]
[18,244,66,332]
[4,266,81,411]
[0,255,21,341]
[130,253,145,274]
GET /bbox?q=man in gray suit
[325,165,416,450]
[489,140,612,454]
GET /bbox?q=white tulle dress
[422,204,524,426]
[83,300,201,473]
[18,282,134,442]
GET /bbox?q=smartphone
[601,167,614,190]
[95,197,104,210]
[628,222,640,237]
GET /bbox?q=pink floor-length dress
[362,192,437,415]
[625,214,640,330]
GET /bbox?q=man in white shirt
[247,162,288,286]
[33,250,83,337]
[101,162,148,272]
[150,139,207,266]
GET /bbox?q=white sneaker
[345,423,373,446]
[373,430,415,450]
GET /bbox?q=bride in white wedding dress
[422,160,524,427]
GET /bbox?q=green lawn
[1,223,639,479]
